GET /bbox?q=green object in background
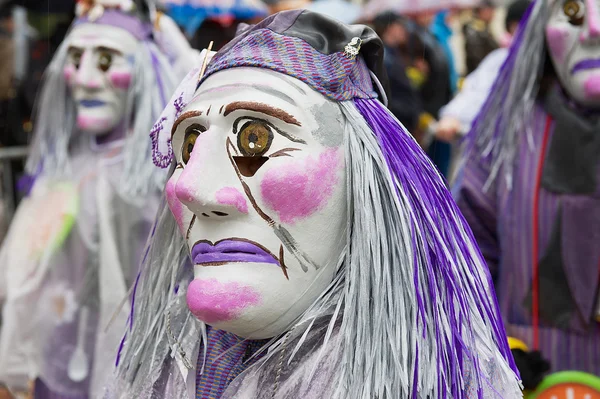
[46,182,79,255]
[27,12,71,39]
[528,371,600,399]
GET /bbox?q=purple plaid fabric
[34,379,88,399]
[201,28,377,102]
[196,327,267,399]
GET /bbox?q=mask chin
[75,109,124,136]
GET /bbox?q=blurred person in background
[372,12,422,132]
[405,8,453,177]
[500,0,531,47]
[0,1,74,225]
[454,0,600,388]
[463,0,498,74]
[191,18,245,51]
[431,10,458,94]
[0,0,198,397]
[436,0,532,144]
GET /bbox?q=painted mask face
[167,68,347,339]
[63,23,138,135]
[546,0,600,107]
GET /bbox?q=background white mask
[546,0,600,107]
[63,23,138,135]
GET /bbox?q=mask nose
[175,131,249,219]
[75,51,102,90]
[581,0,600,41]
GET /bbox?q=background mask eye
[237,121,273,157]
[69,49,83,69]
[564,0,585,26]
[97,51,113,72]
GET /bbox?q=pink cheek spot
[260,148,341,224]
[76,115,112,131]
[186,279,261,324]
[166,177,186,234]
[584,75,600,99]
[546,26,569,64]
[216,187,248,214]
[63,65,75,83]
[108,71,132,90]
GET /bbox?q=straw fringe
[465,0,549,190]
[112,99,522,398]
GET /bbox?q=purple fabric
[200,27,376,102]
[195,327,267,398]
[354,98,518,397]
[17,173,37,196]
[150,117,170,169]
[454,105,600,373]
[74,10,152,41]
[149,45,167,106]
[34,378,88,399]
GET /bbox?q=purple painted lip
[571,59,600,74]
[80,99,106,107]
[192,239,280,266]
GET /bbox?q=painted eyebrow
[96,45,123,55]
[224,101,302,126]
[66,45,123,56]
[171,110,203,137]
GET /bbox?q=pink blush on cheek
[260,148,341,224]
[546,26,569,64]
[186,279,261,324]
[584,75,600,99]
[63,65,75,83]
[216,187,248,214]
[108,71,132,89]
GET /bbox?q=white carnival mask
[166,67,347,339]
[63,23,138,135]
[546,0,600,107]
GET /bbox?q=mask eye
[564,0,585,26]
[97,51,113,72]
[237,121,273,157]
[181,124,206,164]
[69,49,83,69]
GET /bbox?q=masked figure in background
[455,0,600,385]
[109,11,522,399]
[0,0,196,397]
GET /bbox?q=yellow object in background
[406,66,426,88]
[508,337,529,353]
[418,113,436,133]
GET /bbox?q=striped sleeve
[452,152,500,281]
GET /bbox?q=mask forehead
[189,68,344,147]
[67,23,138,55]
